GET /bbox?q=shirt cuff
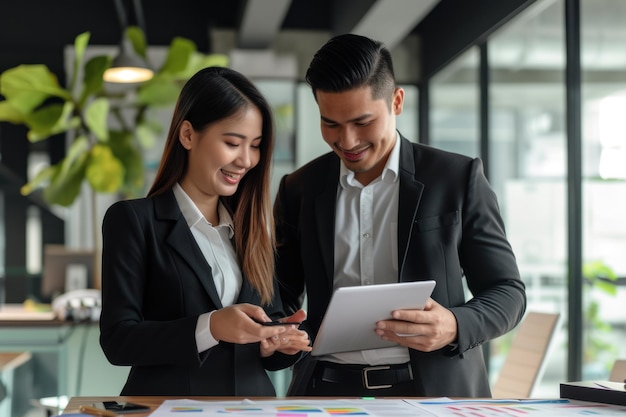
[195,311,219,353]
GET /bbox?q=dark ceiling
[0,0,335,73]
[0,0,455,79]
[1,0,334,48]
[0,0,535,85]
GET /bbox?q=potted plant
[1,27,227,203]
[582,259,619,378]
[0,27,228,285]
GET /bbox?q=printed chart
[148,398,626,417]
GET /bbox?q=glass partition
[488,0,567,397]
[580,0,626,379]
[429,48,480,156]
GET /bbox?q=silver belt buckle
[362,365,392,389]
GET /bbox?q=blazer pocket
[414,211,459,232]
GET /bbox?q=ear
[179,120,194,150]
[392,87,405,115]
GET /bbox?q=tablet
[311,280,436,356]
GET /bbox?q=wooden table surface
[64,396,285,415]
[0,351,31,371]
[65,396,204,415]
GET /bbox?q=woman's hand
[260,309,312,357]
[210,303,289,344]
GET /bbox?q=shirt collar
[172,183,235,238]
[339,131,401,188]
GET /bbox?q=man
[274,34,526,397]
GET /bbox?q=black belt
[316,362,414,390]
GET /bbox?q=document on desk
[147,397,626,417]
[406,397,626,416]
[148,398,430,417]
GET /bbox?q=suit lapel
[314,158,340,292]
[397,136,424,282]
[154,191,223,309]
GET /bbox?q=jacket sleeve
[450,158,527,355]
[273,174,307,315]
[99,200,202,367]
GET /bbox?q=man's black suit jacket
[274,135,527,397]
[99,190,296,396]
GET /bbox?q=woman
[99,66,311,396]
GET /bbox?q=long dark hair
[148,66,276,304]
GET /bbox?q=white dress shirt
[323,132,411,365]
[172,183,242,352]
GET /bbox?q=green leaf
[25,101,75,142]
[44,138,90,206]
[160,52,229,82]
[86,144,125,193]
[159,37,196,74]
[20,165,57,196]
[135,122,157,149]
[44,163,86,206]
[197,53,229,69]
[140,117,164,137]
[0,101,26,123]
[173,53,205,80]
[126,26,148,58]
[0,65,71,113]
[109,130,145,196]
[594,279,618,296]
[62,135,90,176]
[84,98,110,141]
[136,78,181,106]
[80,55,111,106]
[0,64,72,105]
[73,32,91,68]
[70,32,91,93]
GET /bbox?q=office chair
[609,359,626,382]
[491,311,561,398]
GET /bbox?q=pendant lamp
[103,38,153,83]
[103,0,154,83]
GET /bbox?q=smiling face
[316,86,404,185]
[178,105,263,206]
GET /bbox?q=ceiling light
[103,0,153,83]
[103,39,153,83]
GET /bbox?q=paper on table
[405,397,626,416]
[0,304,55,320]
[147,398,431,417]
[594,381,626,391]
[145,398,626,417]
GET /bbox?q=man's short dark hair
[305,34,396,104]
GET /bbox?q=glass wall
[427,0,626,393]
[429,48,480,157]
[580,0,626,379]
[488,0,567,397]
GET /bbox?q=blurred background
[0,0,625,415]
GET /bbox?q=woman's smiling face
[179,105,263,199]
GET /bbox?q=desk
[65,396,626,416]
[1,308,131,415]
[0,352,32,417]
[64,396,274,416]
[0,305,72,401]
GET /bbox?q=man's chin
[342,160,372,174]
